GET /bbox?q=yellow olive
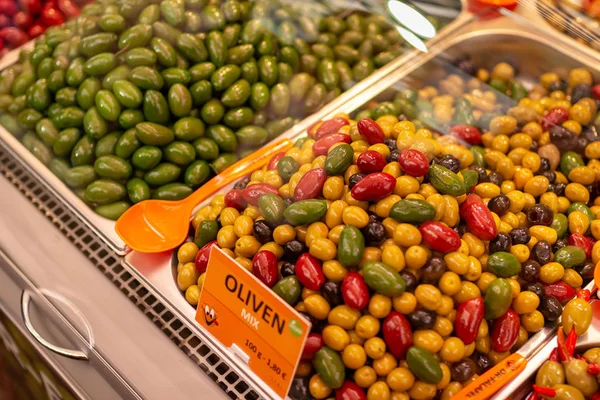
[364,337,386,360]
[343,344,367,370]
[322,325,350,351]
[328,305,361,330]
[177,242,199,263]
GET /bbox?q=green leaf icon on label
[288,319,303,337]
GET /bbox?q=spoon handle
[453,322,559,400]
[182,138,294,212]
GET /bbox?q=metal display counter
[1,1,600,399]
[0,150,231,399]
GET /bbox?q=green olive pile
[173,64,600,400]
[0,0,416,220]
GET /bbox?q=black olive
[281,261,296,277]
[478,174,490,183]
[538,157,551,173]
[519,260,540,282]
[524,282,545,299]
[548,79,568,92]
[530,140,539,152]
[488,171,503,187]
[387,149,399,163]
[368,212,381,224]
[488,195,511,216]
[233,175,251,190]
[284,198,294,207]
[550,125,577,152]
[472,352,493,374]
[489,232,511,253]
[591,185,600,208]
[408,309,436,330]
[451,358,477,383]
[299,312,320,333]
[363,222,386,245]
[542,170,556,183]
[552,237,569,253]
[454,224,468,237]
[588,184,597,200]
[400,271,417,292]
[582,125,600,143]
[548,182,566,196]
[305,314,325,333]
[509,228,530,245]
[438,154,461,173]
[312,318,327,333]
[397,114,409,122]
[571,83,593,103]
[589,183,600,202]
[575,136,589,154]
[289,377,310,400]
[283,240,306,261]
[530,240,552,265]
[421,256,447,284]
[349,173,366,189]
[384,138,398,151]
[253,220,272,244]
[575,262,595,280]
[469,165,488,182]
[526,204,554,226]
[539,295,562,322]
[323,282,342,307]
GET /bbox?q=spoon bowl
[115,198,192,253]
[116,139,293,253]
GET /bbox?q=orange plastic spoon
[115,139,293,253]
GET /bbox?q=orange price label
[453,353,527,400]
[196,247,311,399]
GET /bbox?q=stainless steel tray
[0,1,467,256]
[123,12,600,399]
